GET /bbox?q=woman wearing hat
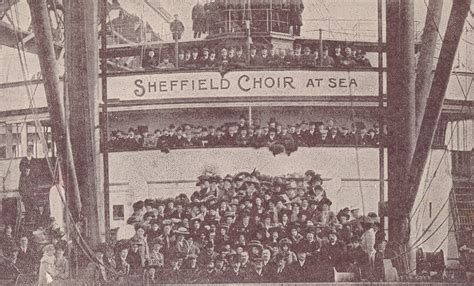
[54,241,69,281]
[146,238,165,281]
[171,227,191,259]
[278,238,297,265]
[130,224,149,268]
[38,244,56,286]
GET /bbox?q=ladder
[450,186,474,248]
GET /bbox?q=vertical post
[246,20,251,64]
[248,106,253,126]
[399,0,416,165]
[5,125,13,159]
[386,0,405,268]
[100,0,110,241]
[269,0,273,33]
[387,0,417,274]
[20,123,27,157]
[415,0,444,135]
[66,0,104,244]
[319,29,323,65]
[175,38,179,68]
[377,0,385,231]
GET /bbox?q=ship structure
[0,0,473,284]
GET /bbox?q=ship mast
[386,0,471,274]
[27,0,105,245]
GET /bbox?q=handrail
[105,65,383,78]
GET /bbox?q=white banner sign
[106,70,379,100]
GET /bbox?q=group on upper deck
[108,116,385,153]
[190,0,304,37]
[142,44,371,71]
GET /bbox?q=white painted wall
[410,149,457,261]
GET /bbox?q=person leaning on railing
[108,116,386,152]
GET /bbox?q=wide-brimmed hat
[278,238,292,247]
[174,227,190,236]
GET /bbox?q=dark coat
[289,0,304,26]
[222,268,245,283]
[192,4,206,32]
[322,240,349,271]
[16,246,37,274]
[19,157,37,195]
[288,259,314,282]
[265,264,291,283]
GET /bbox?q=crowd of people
[0,224,70,284]
[190,0,304,37]
[142,43,372,70]
[99,170,388,283]
[108,116,385,153]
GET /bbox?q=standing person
[321,46,335,67]
[16,235,37,275]
[170,14,185,41]
[38,244,56,286]
[146,239,165,281]
[289,0,304,36]
[371,240,388,282]
[192,0,206,38]
[19,147,36,221]
[54,241,69,281]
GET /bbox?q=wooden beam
[26,0,82,217]
[407,0,472,208]
[415,0,444,135]
[65,0,104,244]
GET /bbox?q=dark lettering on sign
[221,79,230,89]
[133,74,360,97]
[306,78,323,88]
[284,77,296,89]
[329,78,358,88]
[134,79,145,97]
[238,75,251,92]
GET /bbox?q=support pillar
[65,0,104,244]
[20,123,27,157]
[387,0,417,274]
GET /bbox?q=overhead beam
[408,0,472,208]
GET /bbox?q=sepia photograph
[0,0,473,284]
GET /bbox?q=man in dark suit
[265,253,291,283]
[289,243,314,282]
[303,122,318,146]
[231,46,247,68]
[246,257,266,282]
[19,148,36,220]
[15,235,37,275]
[249,46,261,66]
[326,127,340,145]
[222,254,244,283]
[289,0,304,36]
[321,230,349,272]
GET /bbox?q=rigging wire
[409,0,473,221]
[347,70,366,215]
[6,0,117,276]
[7,0,52,173]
